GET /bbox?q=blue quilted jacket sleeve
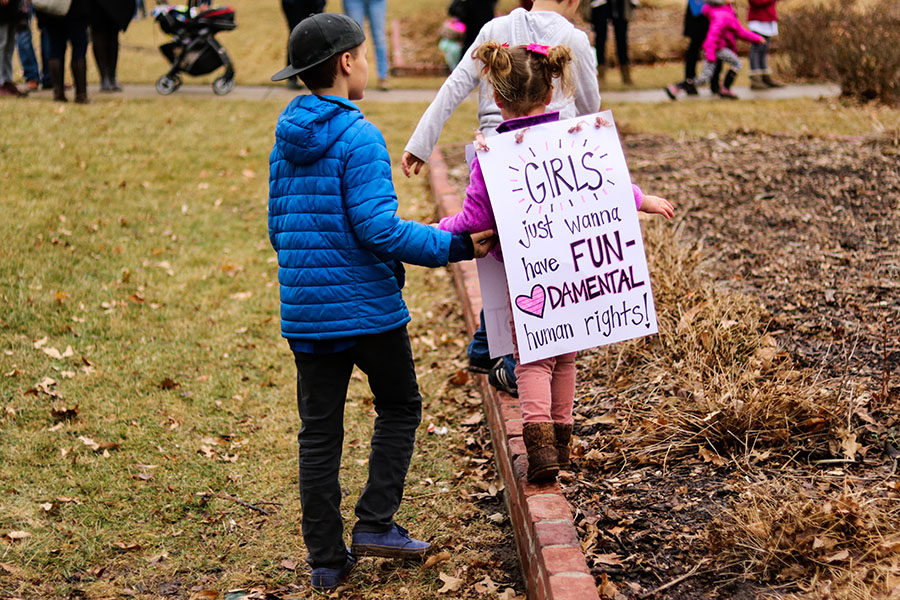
[343,122,451,267]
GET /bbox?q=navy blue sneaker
[468,355,501,374]
[351,524,430,559]
[310,551,357,590]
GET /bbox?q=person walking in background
[673,0,721,96]
[0,0,27,97]
[343,0,389,90]
[451,0,496,56]
[589,0,633,86]
[665,0,763,100]
[747,0,782,88]
[279,0,325,89]
[90,0,135,92]
[15,2,41,92]
[36,0,91,103]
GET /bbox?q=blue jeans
[469,310,516,383]
[17,25,40,83]
[342,0,388,80]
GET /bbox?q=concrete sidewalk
[25,82,840,104]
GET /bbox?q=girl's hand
[639,195,675,220]
[474,130,489,152]
[401,152,426,178]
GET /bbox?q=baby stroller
[153,0,237,95]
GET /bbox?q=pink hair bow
[525,43,550,56]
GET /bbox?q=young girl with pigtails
[438,41,674,483]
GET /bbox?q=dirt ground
[568,130,900,598]
[443,129,899,598]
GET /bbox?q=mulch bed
[441,129,900,598]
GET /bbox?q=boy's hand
[474,130,489,152]
[471,230,496,258]
[401,152,426,178]
[639,195,675,220]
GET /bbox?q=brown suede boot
[749,74,767,90]
[554,423,573,468]
[762,73,784,88]
[522,422,559,483]
[597,64,606,86]
[620,64,633,85]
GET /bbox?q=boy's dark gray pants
[292,325,422,569]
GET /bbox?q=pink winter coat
[748,0,777,23]
[437,112,644,261]
[702,3,765,62]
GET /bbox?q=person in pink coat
[747,0,783,88]
[666,0,763,99]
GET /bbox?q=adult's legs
[363,0,388,82]
[611,15,631,83]
[40,27,51,88]
[68,21,89,103]
[590,4,610,69]
[293,350,355,569]
[352,327,423,533]
[0,23,16,87]
[16,26,41,86]
[46,22,68,100]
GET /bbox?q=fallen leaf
[593,553,623,566]
[497,589,523,600]
[422,550,452,569]
[146,551,169,564]
[50,405,79,421]
[0,562,22,575]
[474,575,498,594]
[598,572,618,598]
[437,572,463,594]
[79,436,100,451]
[4,531,31,541]
[462,413,483,426]
[280,559,298,571]
[449,369,469,386]
[189,592,220,600]
[112,542,142,552]
[159,377,180,390]
[824,549,850,563]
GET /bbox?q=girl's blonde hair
[472,41,574,115]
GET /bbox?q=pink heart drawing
[515,284,546,319]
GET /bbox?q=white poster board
[477,111,658,364]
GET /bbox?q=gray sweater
[404,8,601,162]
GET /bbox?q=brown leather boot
[749,74,767,90]
[554,423,573,468]
[522,422,559,483]
[620,64,633,85]
[49,59,66,102]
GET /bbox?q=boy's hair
[299,44,361,90]
[472,42,574,115]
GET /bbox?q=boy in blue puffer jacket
[268,13,494,592]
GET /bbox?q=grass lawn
[0,97,521,599]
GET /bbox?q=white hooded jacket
[404,8,601,162]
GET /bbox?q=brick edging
[428,148,599,600]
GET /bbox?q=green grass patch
[0,98,517,598]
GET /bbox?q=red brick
[500,401,522,422]
[505,418,523,437]
[535,521,580,548]
[509,435,526,458]
[548,573,600,600]
[523,479,561,497]
[527,494,574,522]
[541,546,590,575]
[513,454,529,480]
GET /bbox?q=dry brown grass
[706,477,900,599]
[576,222,846,469]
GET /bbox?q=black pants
[293,325,423,569]
[281,0,325,66]
[592,2,629,67]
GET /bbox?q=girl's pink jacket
[702,3,765,62]
[437,112,643,261]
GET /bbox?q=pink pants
[509,300,577,425]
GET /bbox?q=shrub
[781,0,900,105]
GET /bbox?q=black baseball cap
[271,13,366,82]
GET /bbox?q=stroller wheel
[156,75,181,95]
[212,76,235,96]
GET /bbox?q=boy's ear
[339,51,354,75]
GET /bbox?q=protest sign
[477,111,658,364]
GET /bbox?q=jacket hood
[507,8,575,47]
[274,94,364,165]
